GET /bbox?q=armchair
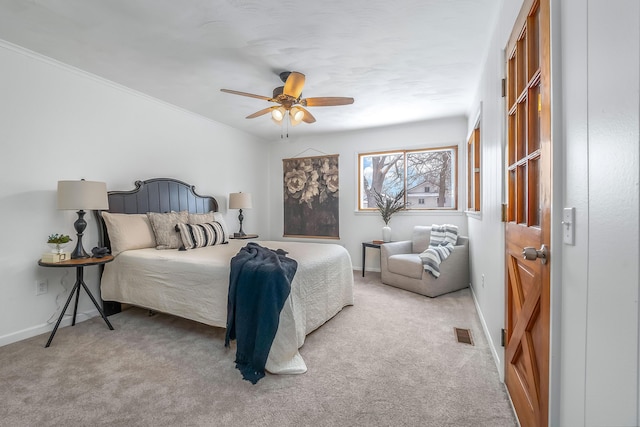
[380,226,470,297]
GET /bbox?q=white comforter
[100,240,354,374]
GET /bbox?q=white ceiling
[0,0,500,140]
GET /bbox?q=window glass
[358,147,457,211]
[360,152,404,209]
[406,148,455,209]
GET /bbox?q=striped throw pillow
[176,221,228,250]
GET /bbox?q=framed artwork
[283,154,339,239]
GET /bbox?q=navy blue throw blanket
[225,242,298,384]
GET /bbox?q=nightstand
[230,234,259,239]
[38,255,115,347]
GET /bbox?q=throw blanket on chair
[419,224,458,278]
[225,242,298,384]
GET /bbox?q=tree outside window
[359,147,457,211]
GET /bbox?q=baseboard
[0,309,99,347]
[469,285,504,382]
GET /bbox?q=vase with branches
[373,189,406,241]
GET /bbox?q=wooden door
[504,0,551,426]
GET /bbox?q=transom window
[358,146,458,211]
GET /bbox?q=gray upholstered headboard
[95,177,219,250]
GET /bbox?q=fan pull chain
[280,115,290,139]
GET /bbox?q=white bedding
[100,239,354,374]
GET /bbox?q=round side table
[38,255,115,347]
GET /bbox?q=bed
[95,178,354,375]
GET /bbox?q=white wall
[556,0,588,423]
[266,117,469,271]
[465,0,523,380]
[558,0,640,425]
[0,41,269,345]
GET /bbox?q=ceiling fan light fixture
[220,72,352,129]
[289,106,304,126]
[271,106,286,123]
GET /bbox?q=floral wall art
[283,154,340,238]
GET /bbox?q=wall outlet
[36,279,48,295]
[481,274,485,288]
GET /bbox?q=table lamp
[57,180,109,258]
[228,192,252,237]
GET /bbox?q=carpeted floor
[0,272,517,427]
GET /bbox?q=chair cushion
[412,226,431,253]
[388,254,424,279]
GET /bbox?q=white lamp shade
[57,180,109,210]
[289,107,304,126]
[229,192,252,209]
[271,107,285,122]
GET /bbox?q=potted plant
[372,188,406,242]
[47,233,72,254]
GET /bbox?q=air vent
[454,327,474,345]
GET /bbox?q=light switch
[562,207,575,245]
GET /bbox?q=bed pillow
[188,211,215,224]
[189,211,230,238]
[213,212,230,238]
[147,210,189,249]
[176,221,229,249]
[101,212,157,256]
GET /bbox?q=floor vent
[454,327,474,345]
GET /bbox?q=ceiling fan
[220,71,354,126]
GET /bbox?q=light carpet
[0,272,517,426]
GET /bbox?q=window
[467,122,481,212]
[358,146,457,211]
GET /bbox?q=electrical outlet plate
[36,280,48,295]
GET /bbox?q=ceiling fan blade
[298,106,316,123]
[220,88,273,101]
[246,106,276,119]
[302,97,355,107]
[283,72,305,98]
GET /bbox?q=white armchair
[380,226,470,297]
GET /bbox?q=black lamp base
[236,208,246,237]
[71,210,89,259]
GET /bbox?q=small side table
[38,255,115,347]
[362,241,384,277]
[230,234,259,239]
